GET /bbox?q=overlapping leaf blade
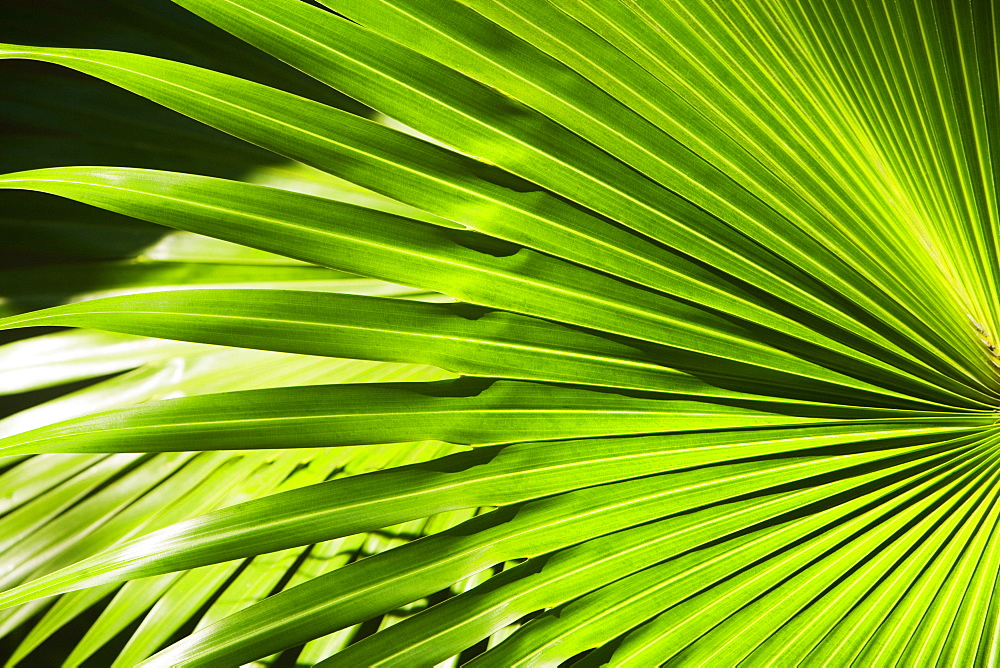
[2,0,1000,665]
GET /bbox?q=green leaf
[141,428,989,666]
[169,0,995,388]
[0,421,986,611]
[0,379,836,457]
[0,289,782,400]
[0,41,988,398]
[1,167,990,408]
[3,0,1000,664]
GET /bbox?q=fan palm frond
[2,0,999,665]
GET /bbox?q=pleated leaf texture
[2,0,1000,665]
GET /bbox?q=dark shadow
[0,0,377,312]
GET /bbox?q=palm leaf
[2,0,999,665]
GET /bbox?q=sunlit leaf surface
[2,0,1000,665]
